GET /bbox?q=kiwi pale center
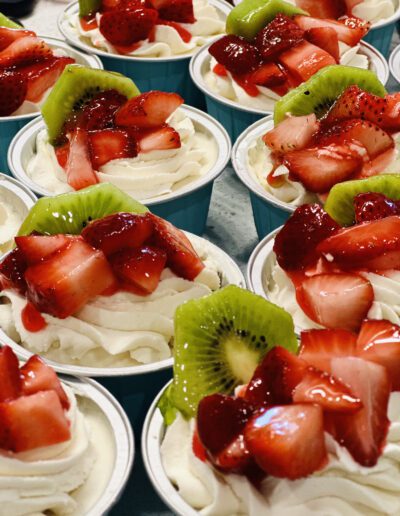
[223,335,260,384]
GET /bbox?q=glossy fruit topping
[88,128,137,168]
[65,128,98,191]
[0,248,27,294]
[263,113,320,154]
[293,15,369,46]
[0,70,27,116]
[0,346,21,402]
[305,27,339,62]
[354,192,400,223]
[138,126,181,152]
[209,35,260,76]
[254,13,304,60]
[99,8,158,46]
[15,234,70,264]
[278,40,335,83]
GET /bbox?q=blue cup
[363,6,400,59]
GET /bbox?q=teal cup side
[363,23,395,58]
[250,192,290,240]
[0,117,33,175]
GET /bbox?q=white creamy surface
[69,0,225,57]
[161,392,400,516]
[0,187,29,256]
[26,110,219,200]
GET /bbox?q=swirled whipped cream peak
[70,0,225,57]
[0,184,31,257]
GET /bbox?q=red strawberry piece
[212,433,254,473]
[305,27,339,62]
[138,126,181,152]
[0,70,27,116]
[0,390,71,453]
[339,15,371,38]
[0,248,27,294]
[88,128,137,168]
[75,89,128,132]
[65,128,98,191]
[209,35,260,76]
[25,238,117,319]
[115,91,183,129]
[283,143,363,193]
[244,346,308,407]
[380,93,400,131]
[0,36,52,67]
[354,192,400,224]
[296,0,346,19]
[299,328,357,373]
[213,63,227,77]
[192,427,207,461]
[81,212,154,256]
[357,147,396,179]
[297,272,374,331]
[254,13,304,61]
[328,357,390,467]
[55,141,70,169]
[244,404,327,479]
[158,0,195,23]
[263,113,320,154]
[102,0,122,10]
[248,62,287,88]
[20,354,70,409]
[273,203,340,271]
[99,8,158,46]
[15,234,70,265]
[293,15,369,45]
[356,319,400,390]
[0,346,21,402]
[0,27,36,51]
[21,302,47,333]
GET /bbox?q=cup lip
[190,40,389,115]
[0,36,103,124]
[1,233,245,378]
[60,373,134,515]
[8,104,231,205]
[58,0,232,63]
[389,42,400,85]
[0,172,37,208]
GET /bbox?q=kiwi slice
[41,65,140,144]
[79,0,101,17]
[158,384,178,426]
[325,174,400,226]
[274,65,387,124]
[0,12,22,28]
[169,285,298,419]
[226,0,307,41]
[18,183,148,236]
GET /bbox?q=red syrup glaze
[22,302,47,332]
[80,16,98,31]
[213,63,227,77]
[232,75,259,97]
[157,20,192,42]
[113,42,141,54]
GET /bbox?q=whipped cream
[26,110,218,201]
[161,392,400,515]
[69,0,225,58]
[0,186,29,256]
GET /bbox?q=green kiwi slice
[18,183,148,236]
[41,65,140,144]
[0,12,22,28]
[325,174,400,226]
[226,0,307,41]
[79,0,101,17]
[168,285,298,419]
[273,65,387,125]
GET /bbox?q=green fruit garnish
[158,384,178,426]
[79,0,101,17]
[0,12,22,28]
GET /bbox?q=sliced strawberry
[158,0,195,23]
[0,36,52,67]
[208,35,260,76]
[354,192,400,224]
[15,234,70,265]
[361,249,400,270]
[55,141,70,169]
[76,89,128,132]
[99,8,158,46]
[299,328,357,373]
[296,0,346,19]
[25,238,117,319]
[293,15,369,45]
[0,248,27,294]
[283,143,363,193]
[273,204,340,271]
[328,357,390,467]
[339,15,371,39]
[138,126,181,152]
[244,404,327,479]
[254,13,304,61]
[149,213,204,280]
[88,128,137,168]
[278,40,335,83]
[65,128,98,191]
[305,27,339,62]
[297,272,374,331]
[0,346,21,403]
[20,355,69,409]
[212,433,253,473]
[0,391,70,453]
[357,147,396,179]
[0,70,27,116]
[263,114,320,154]
[115,91,183,129]
[248,62,287,88]
[0,27,35,51]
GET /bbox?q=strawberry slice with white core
[296,0,346,18]
[305,27,340,62]
[293,15,369,45]
[0,27,35,51]
[25,238,117,319]
[15,234,70,265]
[0,390,71,453]
[138,126,181,153]
[20,355,70,409]
[0,70,27,116]
[0,346,21,402]
[88,128,137,168]
[263,114,320,154]
[244,404,327,479]
[328,357,390,467]
[65,128,98,191]
[115,91,183,129]
[0,36,52,67]
[297,273,374,332]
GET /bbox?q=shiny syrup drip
[80,16,98,31]
[22,302,47,332]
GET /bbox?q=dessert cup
[8,105,231,235]
[389,42,400,84]
[0,37,102,175]
[58,0,232,108]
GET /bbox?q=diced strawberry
[0,391,71,453]
[296,0,346,19]
[157,0,195,23]
[244,404,327,479]
[55,141,70,169]
[88,129,137,168]
[305,27,339,62]
[115,91,183,129]
[263,114,320,154]
[15,234,70,265]
[357,147,396,179]
[354,192,400,223]
[25,238,117,319]
[283,143,363,193]
[356,319,400,391]
[380,93,400,131]
[0,346,21,403]
[76,90,128,132]
[273,204,340,271]
[0,36,52,67]
[138,126,181,152]
[208,35,260,76]
[0,70,27,116]
[254,13,304,61]
[65,128,98,191]
[278,40,336,83]
[328,357,390,467]
[149,213,204,280]
[361,249,400,270]
[293,15,369,45]
[212,433,253,473]
[299,328,357,373]
[81,212,154,256]
[297,272,374,331]
[0,27,36,51]
[0,248,27,294]
[21,302,47,333]
[248,62,287,88]
[20,355,69,409]
[339,15,371,39]
[99,8,158,46]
